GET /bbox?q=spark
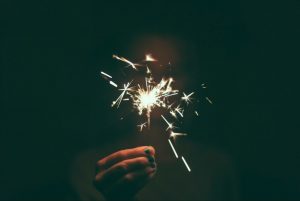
[181,92,194,104]
[182,156,191,172]
[195,111,199,116]
[161,115,176,131]
[101,71,112,79]
[145,54,157,62]
[109,81,118,88]
[167,102,174,110]
[201,83,207,88]
[168,139,178,158]
[146,66,151,74]
[205,97,213,104]
[170,131,187,141]
[137,122,147,132]
[111,82,133,108]
[175,105,184,117]
[170,110,177,118]
[113,54,141,70]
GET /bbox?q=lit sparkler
[101,54,211,172]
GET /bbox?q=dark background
[1,1,300,200]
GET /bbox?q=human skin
[93,146,156,200]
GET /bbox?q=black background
[1,1,300,200]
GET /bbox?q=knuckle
[117,162,128,172]
[137,157,148,166]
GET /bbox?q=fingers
[95,156,156,188]
[96,146,155,171]
[94,146,157,199]
[102,167,156,200]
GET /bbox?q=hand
[93,146,156,200]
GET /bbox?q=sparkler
[101,54,209,172]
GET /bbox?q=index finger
[97,146,155,170]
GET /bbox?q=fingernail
[148,156,155,163]
[144,148,151,155]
